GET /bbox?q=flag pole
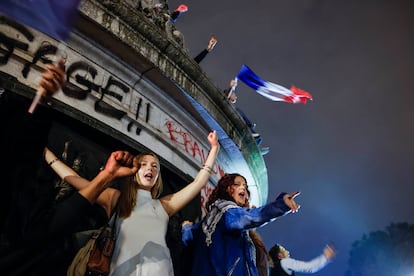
[28,43,67,114]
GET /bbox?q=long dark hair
[206,173,248,209]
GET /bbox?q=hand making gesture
[283,191,301,213]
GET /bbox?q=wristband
[202,164,213,174]
[48,158,59,166]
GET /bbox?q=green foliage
[346,222,414,276]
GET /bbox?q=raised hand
[208,130,218,148]
[323,244,337,260]
[207,35,217,52]
[39,60,65,96]
[103,151,138,179]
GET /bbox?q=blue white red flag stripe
[236,64,313,104]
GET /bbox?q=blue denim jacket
[183,193,291,276]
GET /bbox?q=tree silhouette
[346,222,414,276]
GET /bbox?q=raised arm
[281,245,335,274]
[44,147,83,184]
[78,150,137,201]
[161,131,219,216]
[45,148,135,217]
[194,35,218,63]
[224,192,301,231]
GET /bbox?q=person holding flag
[223,79,270,155]
[0,0,82,113]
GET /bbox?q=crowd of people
[0,1,336,276]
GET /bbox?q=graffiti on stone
[0,17,221,180]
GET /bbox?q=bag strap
[107,205,119,239]
[108,209,117,228]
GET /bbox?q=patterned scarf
[202,199,257,269]
[202,199,239,246]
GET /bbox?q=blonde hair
[118,152,163,218]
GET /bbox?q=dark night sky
[169,0,414,274]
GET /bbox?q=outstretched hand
[208,130,219,148]
[283,191,301,213]
[103,151,138,179]
[323,244,337,260]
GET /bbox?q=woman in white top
[45,130,219,276]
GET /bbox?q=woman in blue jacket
[182,173,300,276]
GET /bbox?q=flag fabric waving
[171,4,188,23]
[0,0,82,41]
[236,64,313,104]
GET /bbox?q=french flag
[236,64,313,104]
[171,4,188,23]
[0,0,82,41]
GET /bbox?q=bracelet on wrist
[201,168,211,174]
[48,158,59,166]
[202,164,213,174]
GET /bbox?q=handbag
[67,210,118,276]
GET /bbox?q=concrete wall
[0,0,268,206]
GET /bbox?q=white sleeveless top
[110,189,174,276]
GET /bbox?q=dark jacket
[183,194,291,276]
